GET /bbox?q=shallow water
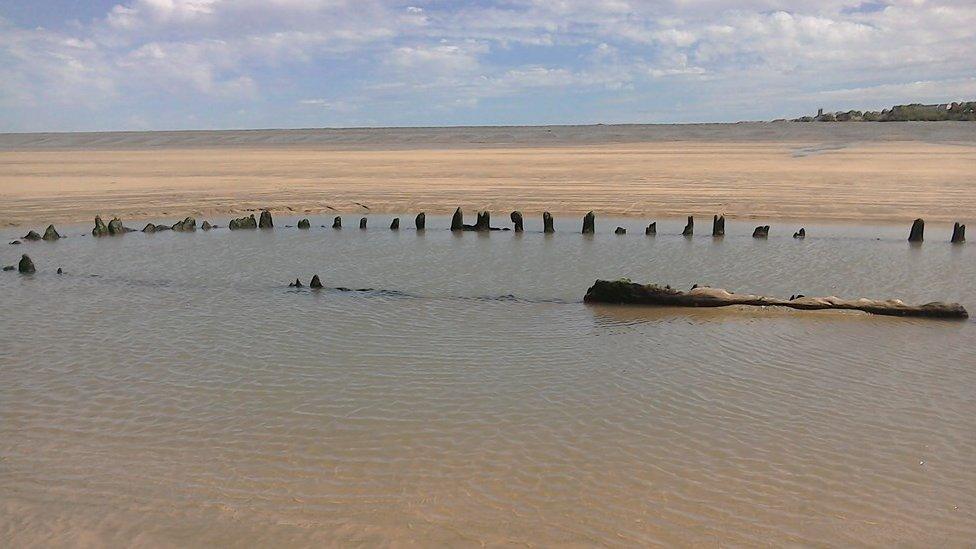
[2,215,974,546]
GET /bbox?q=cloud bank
[2,0,975,130]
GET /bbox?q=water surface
[2,215,974,546]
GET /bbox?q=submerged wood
[682,216,694,236]
[451,207,464,231]
[93,215,132,236]
[511,211,523,232]
[543,212,554,233]
[172,216,196,231]
[42,225,61,241]
[452,208,502,231]
[229,214,257,230]
[18,254,35,274]
[582,211,595,234]
[415,212,425,230]
[614,227,626,234]
[584,279,968,319]
[793,228,806,239]
[908,218,924,242]
[951,222,965,243]
[712,215,725,237]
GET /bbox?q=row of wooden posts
[315,209,965,244]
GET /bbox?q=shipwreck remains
[712,215,725,237]
[951,222,965,243]
[584,280,968,319]
[582,211,595,234]
[229,214,257,230]
[908,218,924,242]
[511,211,524,232]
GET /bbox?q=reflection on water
[1,215,974,546]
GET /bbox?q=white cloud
[1,0,975,130]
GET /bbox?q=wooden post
[582,211,595,234]
[511,211,524,232]
[543,212,554,233]
[908,218,924,242]
[451,207,464,231]
[682,216,694,236]
[951,222,965,243]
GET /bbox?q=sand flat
[1,126,975,226]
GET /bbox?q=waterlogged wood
[584,280,968,319]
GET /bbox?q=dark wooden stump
[451,207,464,231]
[390,218,400,230]
[543,212,554,233]
[682,216,694,236]
[415,212,426,230]
[511,211,524,232]
[332,216,342,229]
[951,222,965,243]
[582,211,595,234]
[712,215,725,237]
[908,218,924,242]
[645,222,656,235]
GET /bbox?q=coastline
[2,127,974,228]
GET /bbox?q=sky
[1,0,975,132]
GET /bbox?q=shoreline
[2,137,974,228]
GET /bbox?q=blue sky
[1,0,975,131]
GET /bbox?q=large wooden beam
[584,279,968,319]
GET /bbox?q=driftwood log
[584,279,968,319]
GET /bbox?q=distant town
[793,102,976,122]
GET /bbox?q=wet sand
[1,123,974,227]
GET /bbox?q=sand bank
[1,125,974,227]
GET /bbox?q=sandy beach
[1,123,974,227]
